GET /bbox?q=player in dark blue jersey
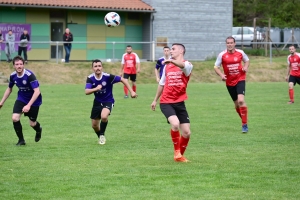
[85,59,138,145]
[155,46,171,82]
[0,55,42,146]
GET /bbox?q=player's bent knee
[101,116,109,121]
[170,123,180,131]
[237,100,245,106]
[182,130,191,137]
[91,123,99,130]
[12,116,20,122]
[29,121,36,127]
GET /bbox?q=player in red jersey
[286,45,300,104]
[214,36,250,133]
[151,43,193,162]
[120,45,140,98]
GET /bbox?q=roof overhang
[0,3,156,13]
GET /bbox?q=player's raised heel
[35,127,42,142]
[242,124,248,133]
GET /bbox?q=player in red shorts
[214,36,250,133]
[120,45,140,98]
[286,45,300,104]
[151,43,193,162]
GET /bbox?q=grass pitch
[0,82,299,199]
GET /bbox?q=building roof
[0,0,155,12]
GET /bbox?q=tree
[233,0,300,28]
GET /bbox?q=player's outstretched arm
[151,85,164,111]
[0,87,13,109]
[120,77,138,98]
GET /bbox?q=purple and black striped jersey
[85,72,121,103]
[8,69,42,106]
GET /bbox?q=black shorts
[226,80,246,101]
[288,75,300,85]
[90,100,114,119]
[160,102,190,124]
[13,100,40,121]
[123,73,137,82]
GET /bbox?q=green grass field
[0,83,299,199]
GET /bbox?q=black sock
[100,121,108,136]
[13,121,24,141]
[32,121,41,132]
[95,131,101,138]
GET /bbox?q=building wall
[0,7,144,61]
[0,7,50,60]
[142,0,233,60]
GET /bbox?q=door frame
[50,19,65,61]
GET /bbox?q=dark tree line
[233,0,300,28]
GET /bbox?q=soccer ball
[104,12,121,27]
[61,59,65,63]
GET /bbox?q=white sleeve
[214,53,223,68]
[182,61,193,76]
[159,67,166,86]
[121,54,125,64]
[287,56,290,65]
[134,53,140,63]
[242,51,250,62]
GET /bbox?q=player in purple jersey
[85,59,138,145]
[155,46,171,82]
[0,56,42,146]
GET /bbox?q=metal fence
[0,40,295,64]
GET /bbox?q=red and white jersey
[159,61,193,103]
[121,52,140,74]
[215,49,249,86]
[287,53,300,77]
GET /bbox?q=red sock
[179,136,190,155]
[123,86,128,96]
[132,85,136,92]
[170,129,180,151]
[236,107,242,118]
[240,106,248,125]
[289,88,294,102]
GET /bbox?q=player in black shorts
[0,56,42,145]
[85,59,138,145]
[286,45,300,104]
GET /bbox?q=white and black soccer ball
[61,59,65,63]
[104,12,121,27]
